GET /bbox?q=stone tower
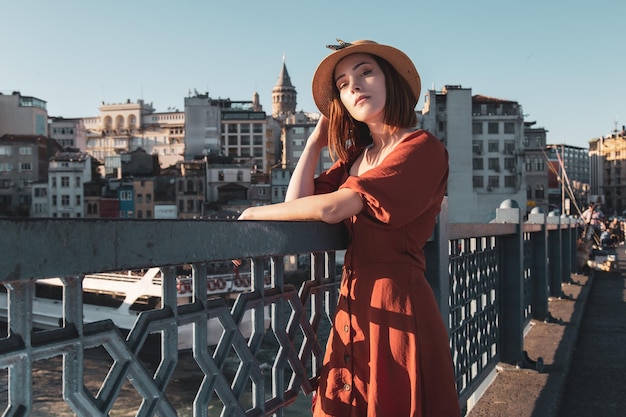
[272,57,297,119]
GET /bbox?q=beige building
[589,127,626,215]
[83,99,184,169]
[133,178,155,219]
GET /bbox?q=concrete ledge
[466,271,593,417]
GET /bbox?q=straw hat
[312,39,421,118]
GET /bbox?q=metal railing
[0,198,579,416]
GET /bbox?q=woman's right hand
[307,115,329,152]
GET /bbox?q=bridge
[0,198,585,416]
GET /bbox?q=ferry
[0,267,271,352]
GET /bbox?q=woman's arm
[284,116,329,201]
[239,188,362,224]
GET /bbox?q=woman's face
[333,53,386,124]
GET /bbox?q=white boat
[0,267,271,352]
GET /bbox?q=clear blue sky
[2,0,624,149]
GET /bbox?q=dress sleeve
[339,131,448,228]
[313,159,348,195]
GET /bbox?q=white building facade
[48,151,92,218]
[421,85,526,223]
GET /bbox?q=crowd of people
[580,203,624,248]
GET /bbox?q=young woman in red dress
[239,39,460,417]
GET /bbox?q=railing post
[526,207,549,321]
[424,197,450,333]
[560,215,573,284]
[571,219,581,272]
[547,211,564,298]
[492,199,524,365]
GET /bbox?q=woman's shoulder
[399,129,447,154]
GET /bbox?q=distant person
[581,203,604,240]
[237,39,459,416]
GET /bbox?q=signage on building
[154,204,178,219]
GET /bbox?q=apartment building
[48,151,92,218]
[545,144,589,215]
[49,117,87,151]
[0,134,60,216]
[0,91,48,137]
[421,85,526,223]
[524,121,549,213]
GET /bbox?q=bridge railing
[0,198,579,416]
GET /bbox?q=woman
[239,39,460,417]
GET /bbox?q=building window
[75,195,81,206]
[237,171,243,181]
[61,176,70,187]
[61,195,70,206]
[504,176,516,187]
[472,158,483,170]
[504,122,515,134]
[488,141,499,153]
[535,185,545,199]
[146,210,152,218]
[472,122,483,134]
[218,171,224,181]
[472,176,484,188]
[472,141,483,155]
[136,193,143,203]
[488,122,499,134]
[488,176,500,188]
[19,162,32,172]
[0,146,12,156]
[120,190,132,200]
[75,177,81,187]
[488,158,500,171]
[527,185,532,199]
[137,210,143,219]
[19,147,32,155]
[52,195,57,206]
[146,193,152,203]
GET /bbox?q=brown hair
[326,55,418,162]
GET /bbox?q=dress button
[343,383,351,391]
[343,324,349,332]
[344,354,350,363]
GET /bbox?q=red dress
[311,130,460,417]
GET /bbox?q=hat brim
[312,40,421,118]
